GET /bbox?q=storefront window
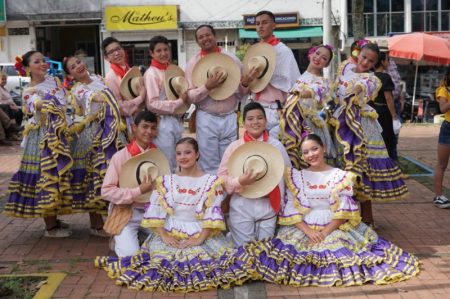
[376,13,389,36]
[376,0,390,12]
[443,11,450,30]
[391,12,405,32]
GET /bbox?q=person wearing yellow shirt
[433,67,450,208]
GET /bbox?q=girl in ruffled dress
[5,51,73,237]
[281,44,336,169]
[63,55,126,236]
[95,137,253,292]
[248,134,419,287]
[331,43,408,225]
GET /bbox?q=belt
[200,110,236,117]
[260,103,282,109]
[373,102,387,106]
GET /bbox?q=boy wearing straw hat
[251,11,300,139]
[102,37,146,135]
[185,24,260,174]
[143,35,190,171]
[102,111,171,257]
[218,102,291,246]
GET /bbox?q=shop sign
[105,6,177,31]
[243,12,300,29]
[0,0,6,23]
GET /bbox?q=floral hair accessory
[308,44,335,62]
[14,56,27,77]
[352,39,372,57]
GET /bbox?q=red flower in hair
[14,56,26,77]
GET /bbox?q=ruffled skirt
[246,224,419,287]
[5,127,73,218]
[359,116,408,201]
[70,121,107,213]
[94,233,254,292]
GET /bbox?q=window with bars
[347,0,450,37]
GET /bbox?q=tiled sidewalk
[0,125,449,299]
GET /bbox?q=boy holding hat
[102,37,146,134]
[185,24,260,174]
[218,102,291,246]
[143,35,190,170]
[252,11,300,138]
[102,111,169,257]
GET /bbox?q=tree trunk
[352,0,365,39]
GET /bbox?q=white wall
[0,21,33,63]
[102,0,340,22]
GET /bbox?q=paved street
[0,124,449,299]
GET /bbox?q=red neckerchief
[242,130,281,213]
[151,59,169,71]
[127,139,157,157]
[110,63,130,79]
[200,47,221,58]
[263,35,280,46]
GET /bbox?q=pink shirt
[257,83,287,105]
[217,135,291,194]
[143,66,184,115]
[185,51,249,114]
[105,69,144,117]
[0,87,17,107]
[102,145,149,207]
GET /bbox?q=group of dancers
[4,10,419,293]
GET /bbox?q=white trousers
[196,110,237,174]
[228,195,276,247]
[153,115,184,171]
[263,107,281,139]
[114,208,152,257]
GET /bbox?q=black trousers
[374,104,397,161]
[0,104,23,126]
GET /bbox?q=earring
[25,67,30,77]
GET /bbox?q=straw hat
[119,149,171,203]
[120,66,142,100]
[228,141,285,198]
[243,43,276,93]
[192,53,240,100]
[164,64,190,115]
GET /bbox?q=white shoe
[44,228,72,238]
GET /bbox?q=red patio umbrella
[388,32,450,119]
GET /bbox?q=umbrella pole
[411,63,418,121]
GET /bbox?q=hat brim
[243,43,276,93]
[120,66,142,101]
[164,64,190,115]
[119,149,171,203]
[192,53,241,101]
[228,141,285,198]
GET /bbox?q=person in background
[254,10,300,138]
[433,67,450,209]
[102,37,146,136]
[0,71,24,128]
[373,52,399,161]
